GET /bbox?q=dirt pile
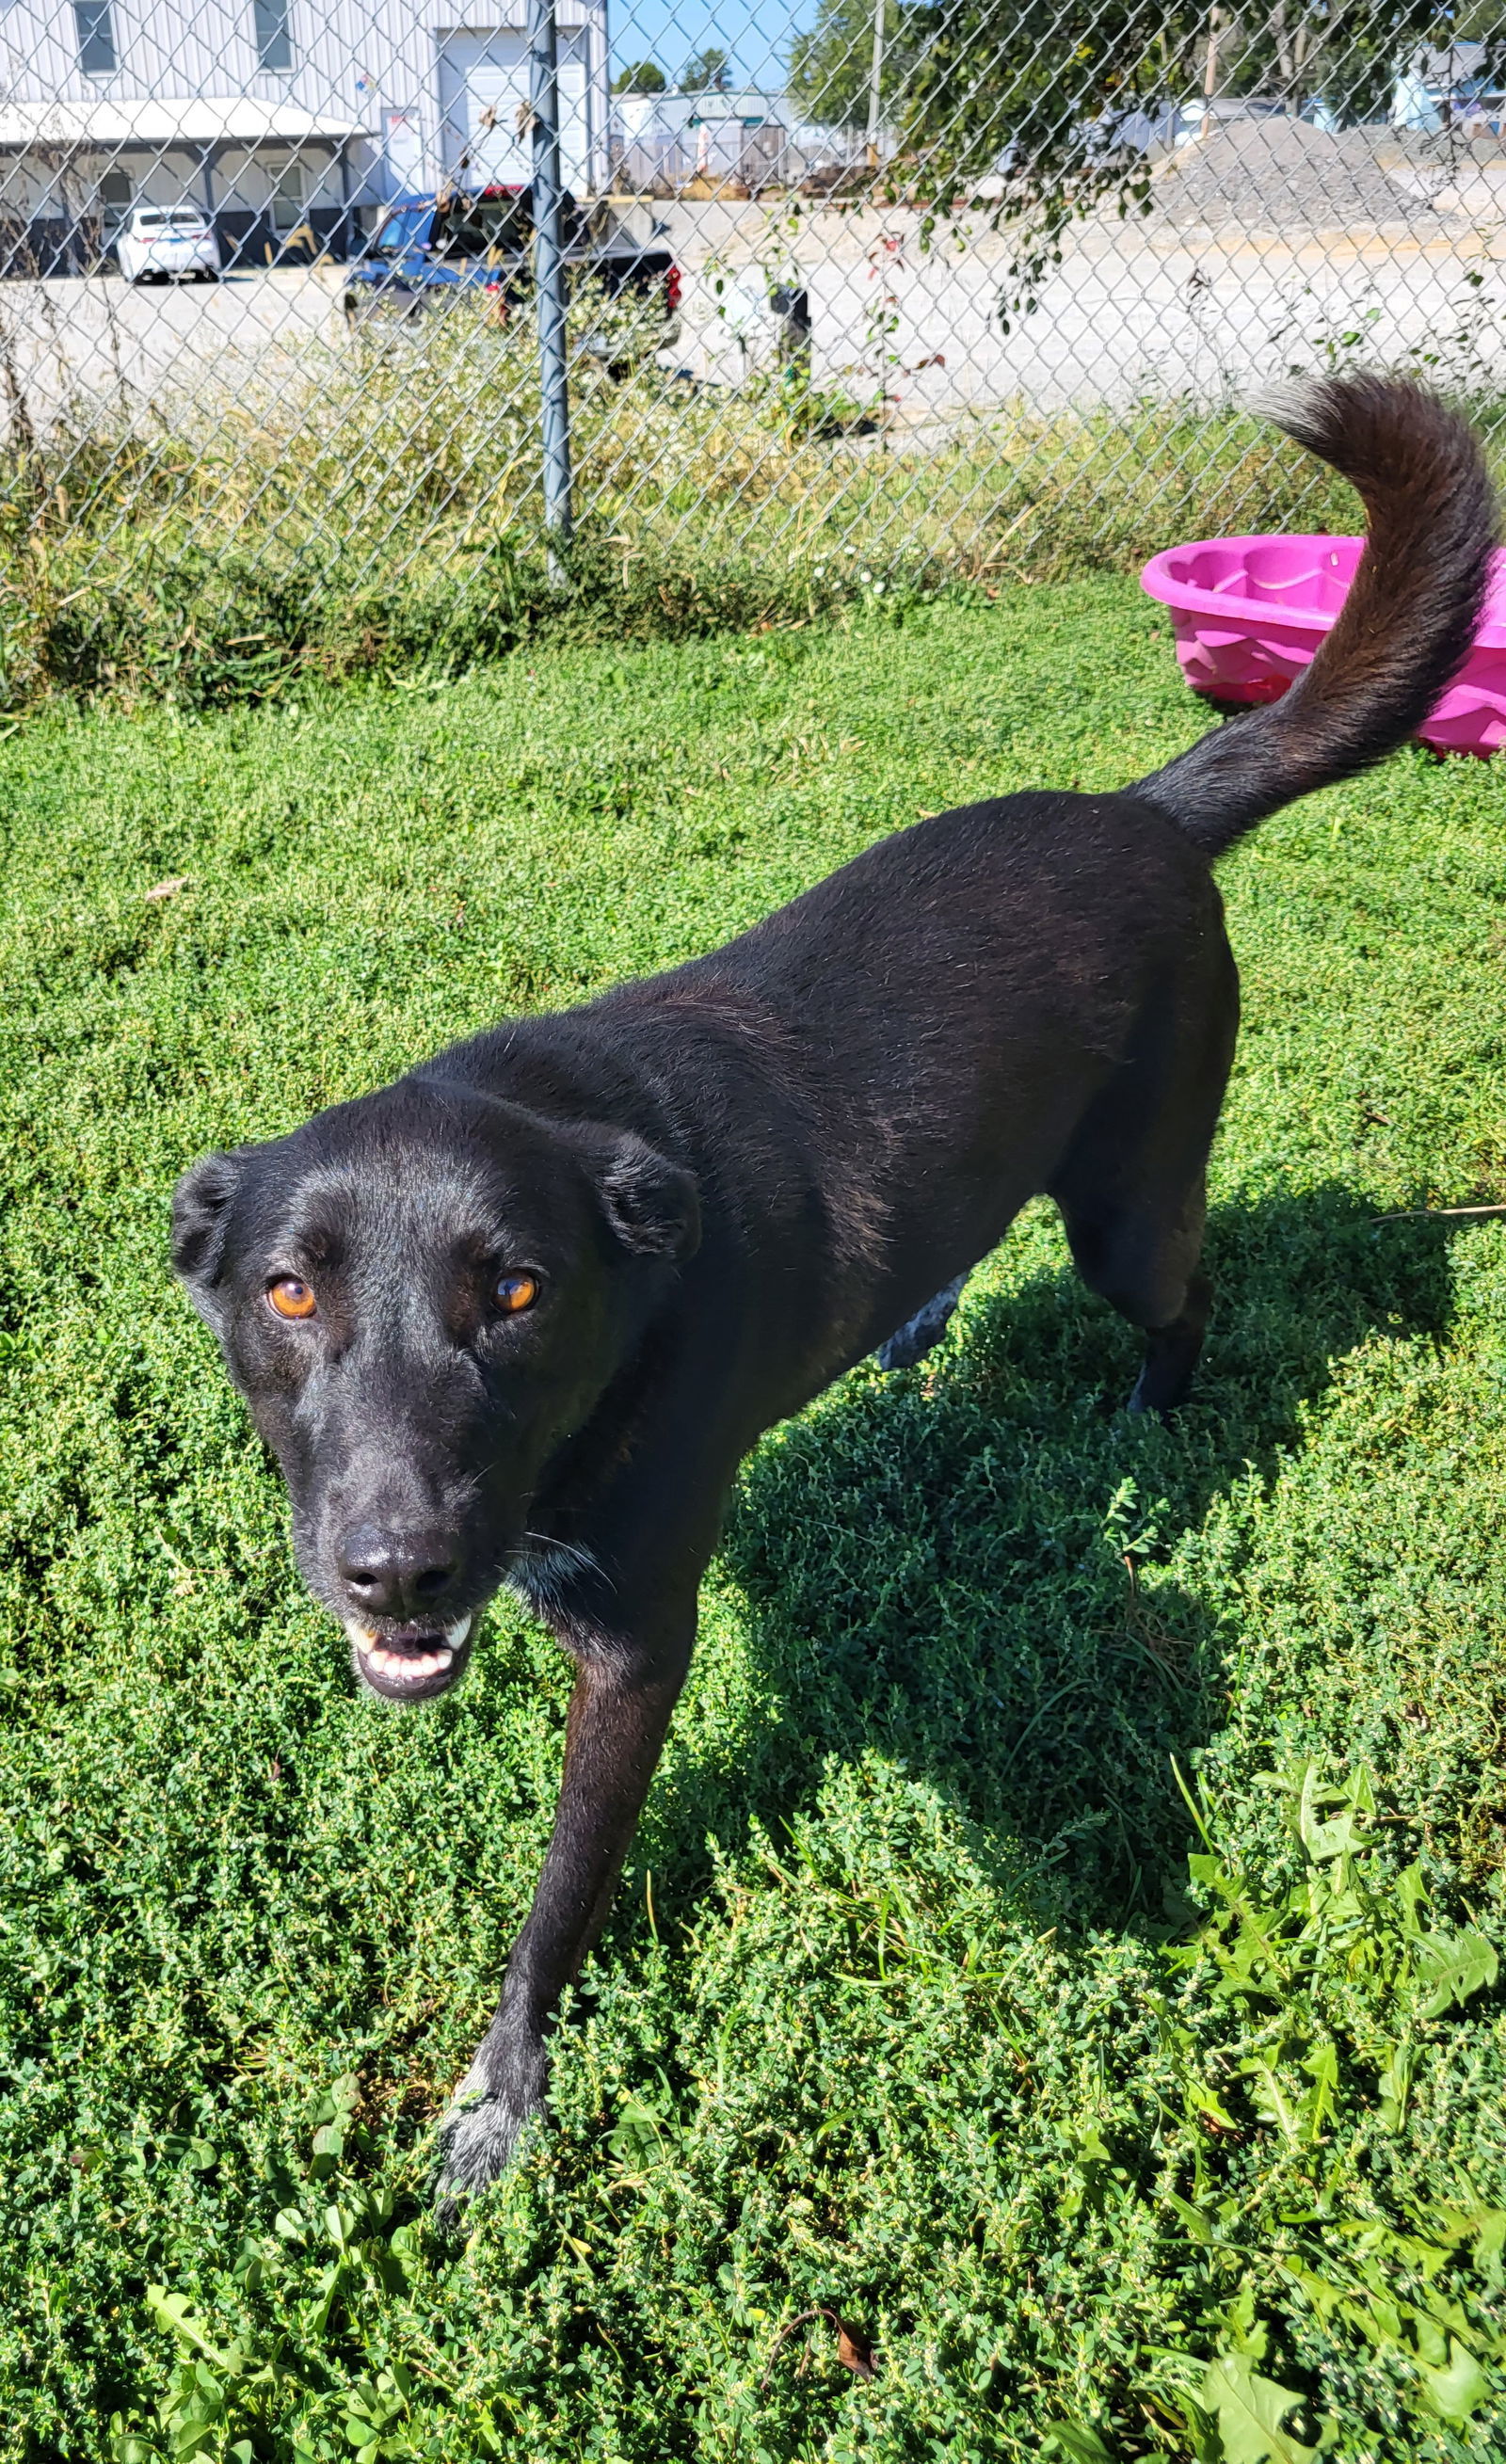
[1154,116,1434,233]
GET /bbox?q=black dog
[172,377,1495,2199]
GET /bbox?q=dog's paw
[435,2094,531,2211]
[434,2044,546,2222]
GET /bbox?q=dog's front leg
[437,1625,691,2206]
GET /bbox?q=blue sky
[607,0,815,89]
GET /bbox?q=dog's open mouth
[345,1612,474,1703]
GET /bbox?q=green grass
[2,579,1506,2462]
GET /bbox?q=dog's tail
[1132,375,1497,861]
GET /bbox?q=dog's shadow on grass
[644,1179,1455,1933]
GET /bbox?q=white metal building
[608,88,858,195]
[0,0,610,270]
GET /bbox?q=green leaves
[1042,2424,1115,2462]
[1416,2341,1493,2424]
[1177,1760,1503,2111]
[1161,1759,1505,2446]
[143,2287,246,2377]
[310,2074,361,2181]
[1295,1757,1376,1865]
[1199,2354,1321,2464]
[1412,1928,1499,2023]
[606,2090,681,2177]
[133,2086,498,2462]
[342,2366,427,2459]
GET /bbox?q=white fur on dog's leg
[434,2045,547,2221]
[877,1272,969,1372]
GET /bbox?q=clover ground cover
[1,581,1504,2458]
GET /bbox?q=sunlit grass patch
[0,581,1503,2457]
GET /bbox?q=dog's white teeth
[364,1644,451,1680]
[347,1618,466,1687]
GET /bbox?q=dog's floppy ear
[597,1131,701,1262]
[171,1150,244,1320]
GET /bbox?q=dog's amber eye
[494,1272,537,1315]
[267,1276,316,1320]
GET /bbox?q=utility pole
[527,0,572,575]
[1200,5,1224,137]
[866,0,885,171]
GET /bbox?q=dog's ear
[597,1132,701,1262]
[171,1150,244,1320]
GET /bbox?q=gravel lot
[1,125,1502,446]
[1154,116,1435,232]
[664,195,1505,422]
[0,263,347,435]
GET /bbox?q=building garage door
[437,28,592,192]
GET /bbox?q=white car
[116,209,220,284]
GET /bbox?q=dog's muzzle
[344,1612,475,1703]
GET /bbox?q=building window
[97,168,133,234]
[253,0,293,72]
[74,2,117,75]
[270,159,304,232]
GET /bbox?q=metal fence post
[528,0,573,576]
[0,3,1495,621]
[865,0,885,171]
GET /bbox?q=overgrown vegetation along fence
[3,282,1499,712]
[0,0,1502,707]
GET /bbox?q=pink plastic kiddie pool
[1141,534,1506,756]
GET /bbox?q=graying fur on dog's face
[172,1076,697,1700]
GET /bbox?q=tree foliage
[612,58,667,94]
[787,0,1450,322]
[789,0,906,131]
[679,45,731,93]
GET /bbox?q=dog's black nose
[338,1528,459,1621]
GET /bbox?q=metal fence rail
[0,0,1498,656]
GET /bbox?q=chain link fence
[0,1,1499,697]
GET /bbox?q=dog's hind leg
[1128,1266,1211,1416]
[1049,958,1236,1416]
[1054,1171,1212,1416]
[877,1272,969,1370]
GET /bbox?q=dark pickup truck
[342,185,681,344]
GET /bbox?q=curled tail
[1133,375,1498,860]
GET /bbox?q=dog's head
[171,1076,698,1703]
